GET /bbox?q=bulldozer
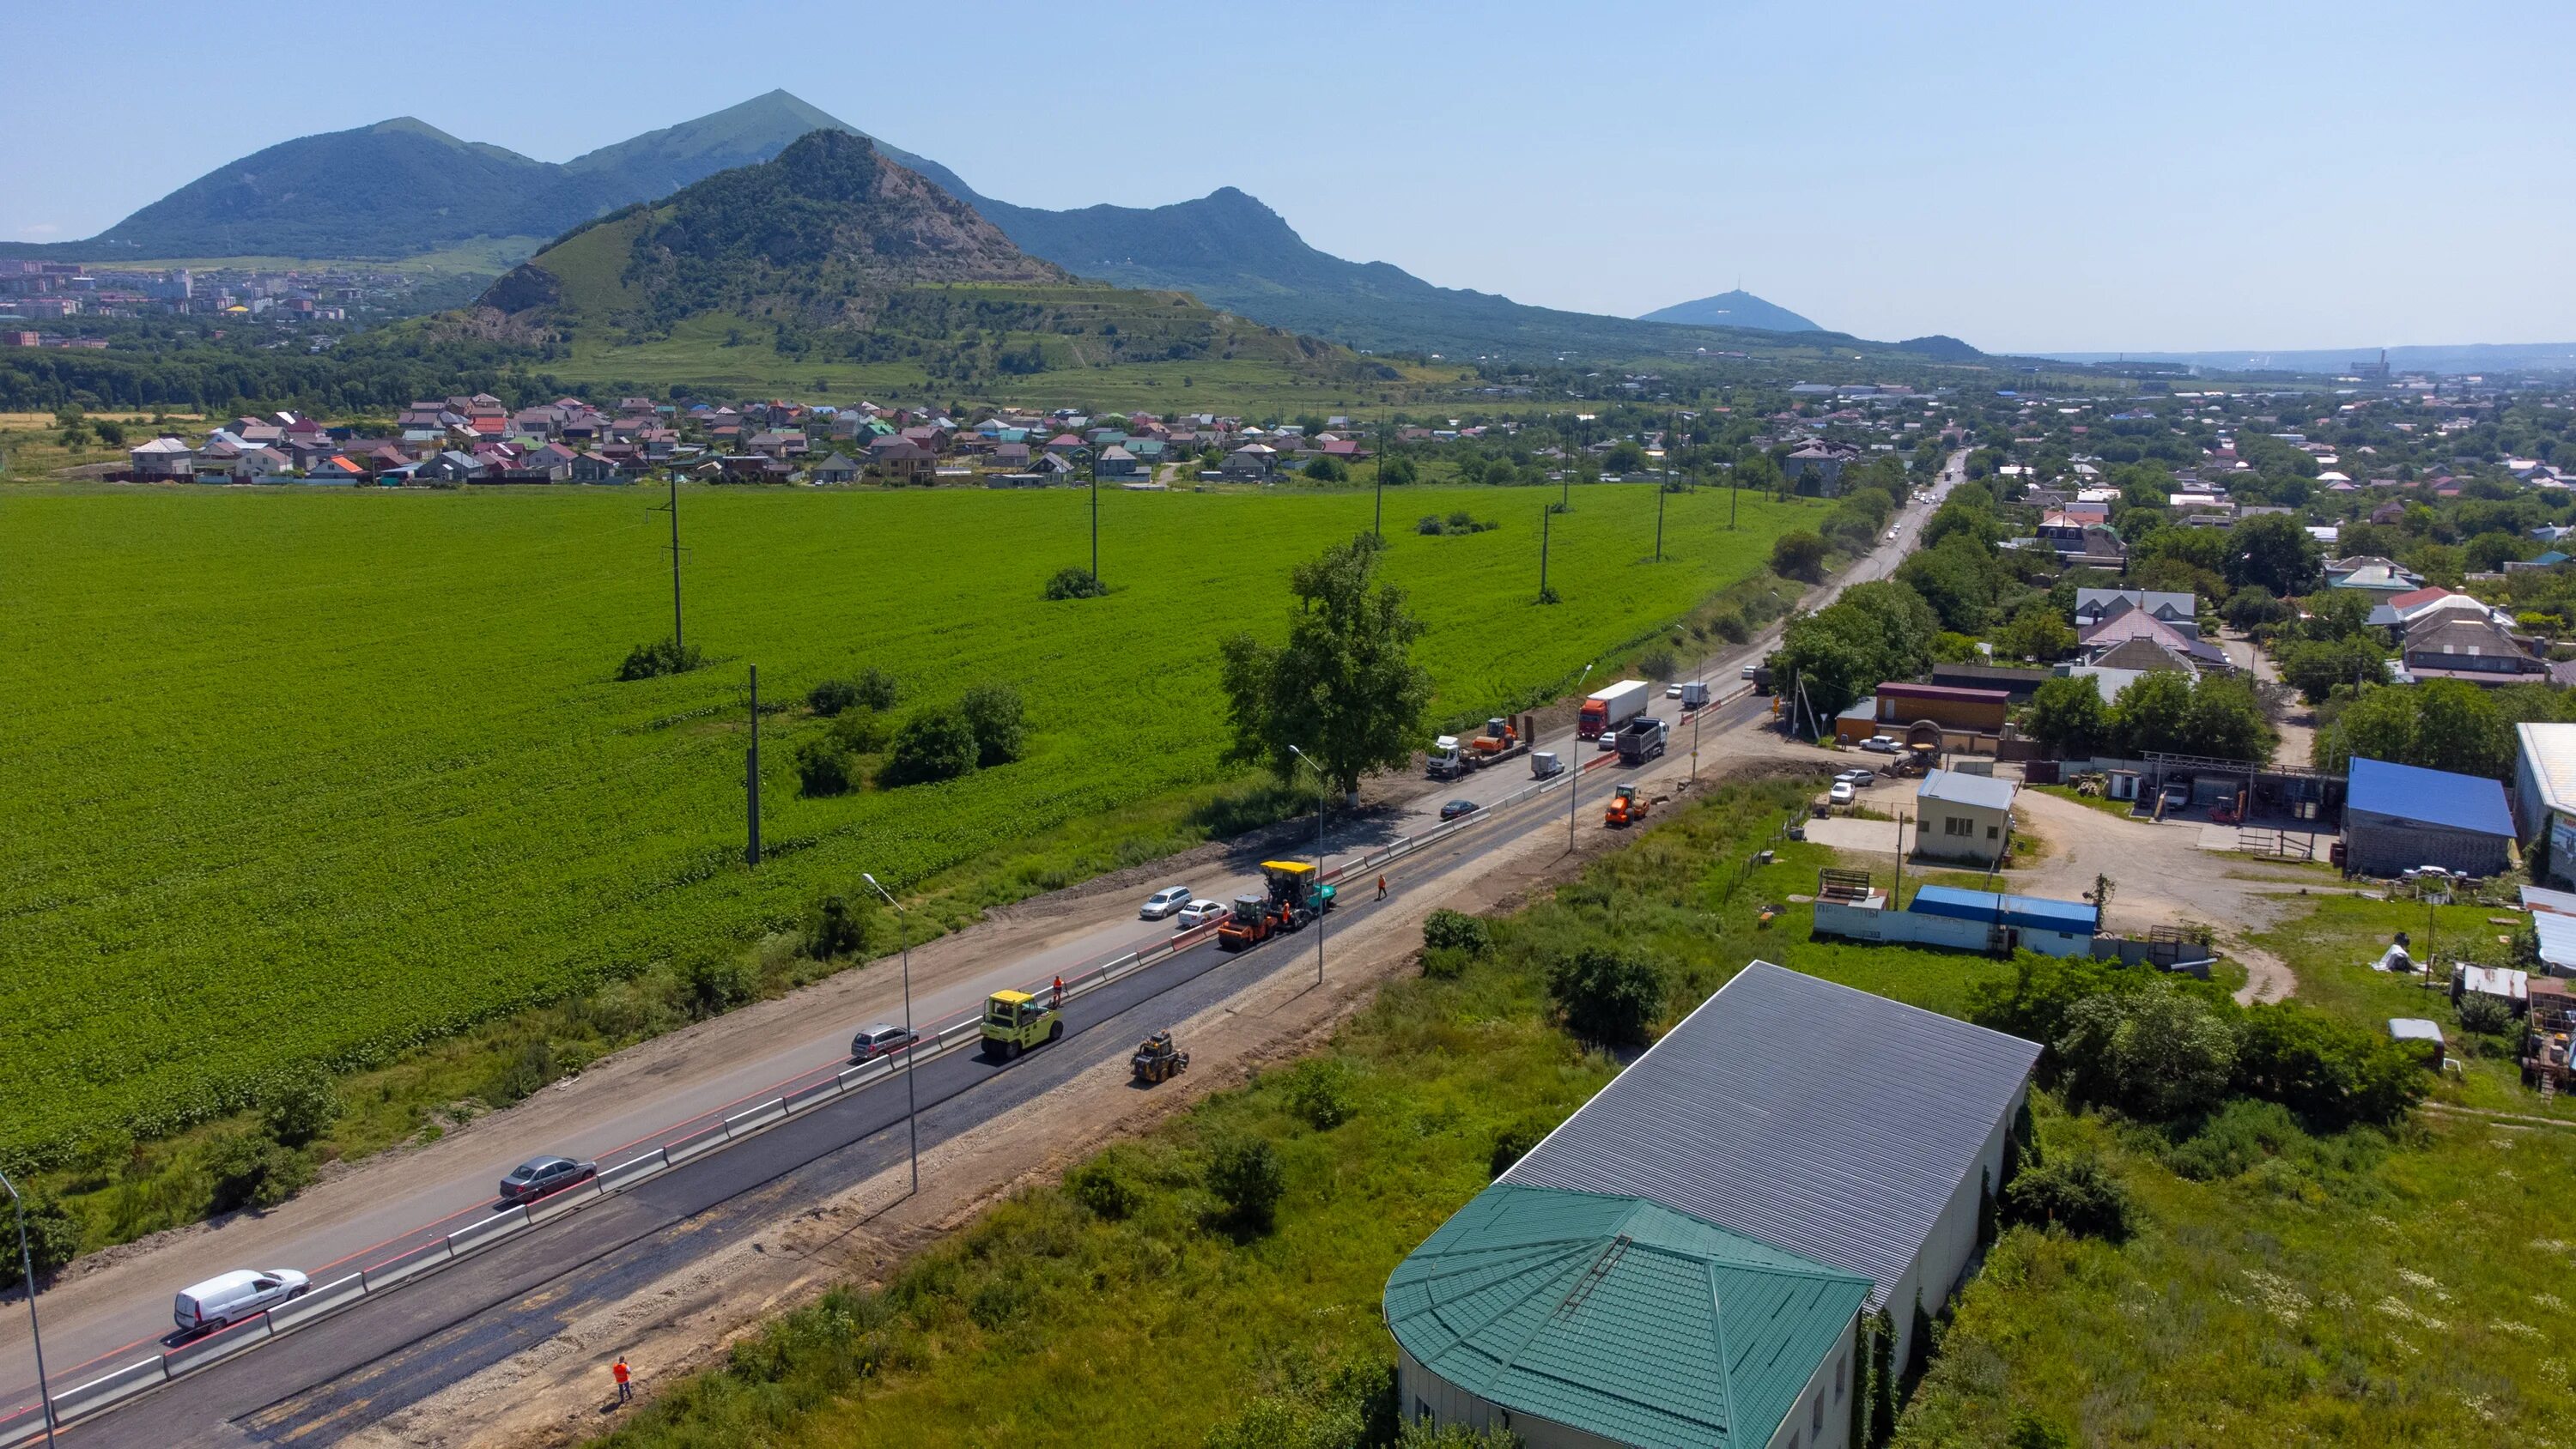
[1131,1030,1189,1084]
[1604,783,1650,828]
[1216,861,1337,950]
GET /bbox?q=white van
[173,1268,309,1333]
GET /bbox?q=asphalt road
[9,453,1962,1443]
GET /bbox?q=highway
[3,454,1961,1445]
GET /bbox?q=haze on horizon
[6,0,2567,357]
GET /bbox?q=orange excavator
[1605,783,1650,828]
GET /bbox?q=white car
[1860,735,1900,755]
[1837,768,1874,787]
[1741,664,1758,680]
[1665,683,1683,698]
[174,1268,310,1334]
[1176,899,1226,929]
[1139,885,1193,920]
[1829,781,1856,805]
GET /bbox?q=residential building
[2398,616,2549,686]
[2342,757,2516,878]
[2515,723,2576,888]
[2071,590,2197,635]
[1914,769,2017,865]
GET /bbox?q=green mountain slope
[1637,289,1820,332]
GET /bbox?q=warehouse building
[1386,963,2042,1449]
[2514,722,2576,888]
[2342,756,2516,879]
[1813,882,2099,957]
[1914,769,2018,865]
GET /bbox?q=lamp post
[860,873,918,1197]
[1569,660,1596,854]
[0,1169,54,1448]
[1287,746,1327,985]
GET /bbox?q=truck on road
[1427,715,1532,779]
[1217,861,1337,951]
[1676,680,1710,710]
[1578,680,1652,741]
[1615,716,1668,765]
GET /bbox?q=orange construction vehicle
[1604,783,1650,828]
[1216,861,1337,950]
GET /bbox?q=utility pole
[1539,504,1552,601]
[862,874,918,1196]
[1729,468,1739,530]
[1655,479,1667,563]
[1569,661,1596,855]
[1374,424,1387,540]
[1289,747,1327,985]
[1089,461,1099,585]
[2,1167,54,1449]
[661,473,684,649]
[745,665,762,867]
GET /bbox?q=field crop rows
[0,482,1803,1162]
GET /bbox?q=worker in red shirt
[1376,874,1388,901]
[1052,974,1064,1009]
[612,1355,632,1404]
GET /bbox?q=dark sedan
[497,1154,598,1204]
[1439,799,1480,822]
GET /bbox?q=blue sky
[8,0,2571,353]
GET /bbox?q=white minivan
[174,1268,310,1333]
[1139,885,1193,920]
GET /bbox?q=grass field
[0,480,1807,1167]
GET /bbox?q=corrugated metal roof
[2520,724,2576,821]
[1385,1184,1870,1449]
[1907,884,2098,936]
[2348,757,2514,839]
[2534,910,2576,973]
[1917,770,2017,812]
[1505,962,2040,1307]
[2521,883,2576,917]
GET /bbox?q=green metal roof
[1385,1184,1871,1448]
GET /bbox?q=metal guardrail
[0,698,1754,1442]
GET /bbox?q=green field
[0,481,1805,1163]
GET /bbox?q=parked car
[173,1269,309,1335]
[496,1155,598,1204]
[2160,785,2190,811]
[1829,781,1856,805]
[1836,768,1875,787]
[1176,899,1226,929]
[850,1022,919,1061]
[1139,885,1193,920]
[1860,735,1900,754]
[1440,799,1480,822]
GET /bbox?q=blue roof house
[2342,756,2516,878]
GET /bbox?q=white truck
[1428,716,1531,779]
[1677,680,1710,709]
[1578,680,1652,743]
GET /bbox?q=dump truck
[1577,680,1653,741]
[1427,716,1531,779]
[1615,716,1668,765]
[1605,783,1650,828]
[981,989,1062,1059]
[1131,1030,1189,1084]
[1216,861,1338,950]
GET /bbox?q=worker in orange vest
[1376,874,1388,901]
[612,1355,632,1404]
[1052,974,1064,1008]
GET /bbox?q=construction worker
[1376,874,1388,901]
[612,1356,632,1405]
[1051,974,1064,1009]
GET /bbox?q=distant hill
[1637,290,1820,333]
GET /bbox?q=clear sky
[7,0,2570,354]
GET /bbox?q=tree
[1770,530,1829,583]
[2001,1155,2134,1241]
[1303,455,1347,482]
[882,710,979,785]
[795,737,857,796]
[0,1191,76,1290]
[805,891,875,959]
[2184,675,2275,763]
[1773,582,1941,722]
[1378,455,1419,488]
[808,677,864,717]
[2228,512,2323,597]
[2109,670,2193,757]
[2022,676,2110,755]
[2322,681,2512,779]
[1206,1136,1285,1230]
[1218,534,1432,799]
[1547,945,1663,1046]
[1605,440,1647,472]
[263,1070,342,1148]
[2274,636,2387,704]
[91,418,126,447]
[1993,606,2075,663]
[2057,980,2235,1120]
[1043,566,1108,600]
[958,682,1027,767]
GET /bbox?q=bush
[1636,646,1677,681]
[1206,1136,1285,1230]
[2458,991,2514,1037]
[1414,514,1446,536]
[2233,1002,2427,1127]
[1421,908,1492,955]
[616,637,702,681]
[487,1038,556,1106]
[2162,1097,2307,1181]
[883,711,980,785]
[683,954,757,1019]
[2002,1154,2133,1240]
[1771,530,1829,583]
[1304,456,1348,482]
[959,682,1027,767]
[1043,567,1108,601]
[1489,1113,1554,1179]
[262,1070,342,1148]
[848,666,900,711]
[805,892,874,960]
[807,677,863,716]
[1282,1059,1356,1130]
[1547,946,1663,1046]
[827,708,891,755]
[795,737,857,797]
[208,1131,310,1213]
[0,1192,79,1289]
[2057,979,2235,1121]
[1065,1159,1143,1220]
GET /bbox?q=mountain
[1637,289,1820,333]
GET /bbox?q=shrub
[807,677,863,717]
[1304,456,1348,482]
[2057,980,2235,1121]
[208,1131,309,1213]
[1420,945,1471,979]
[795,737,857,797]
[1771,530,1829,582]
[1206,1136,1285,1230]
[71,1126,137,1188]
[2233,1002,2427,1127]
[616,637,702,681]
[1414,514,1446,536]
[2162,1097,2306,1181]
[1043,567,1108,601]
[882,711,979,785]
[959,682,1028,767]
[1421,908,1492,955]
[826,708,891,755]
[1636,646,1677,681]
[1283,1059,1356,1130]
[1488,1113,1554,1179]
[848,665,900,711]
[2458,991,2514,1037]
[262,1070,342,1148]
[805,892,874,960]
[1547,945,1663,1046]
[2007,1411,2075,1449]
[1064,1159,1142,1220]
[683,955,756,1019]
[0,1191,78,1289]
[488,1039,556,1106]
[2002,1154,2133,1240]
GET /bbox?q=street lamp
[1569,660,1597,854]
[1286,746,1328,985]
[0,1168,54,1448]
[860,873,919,1197]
